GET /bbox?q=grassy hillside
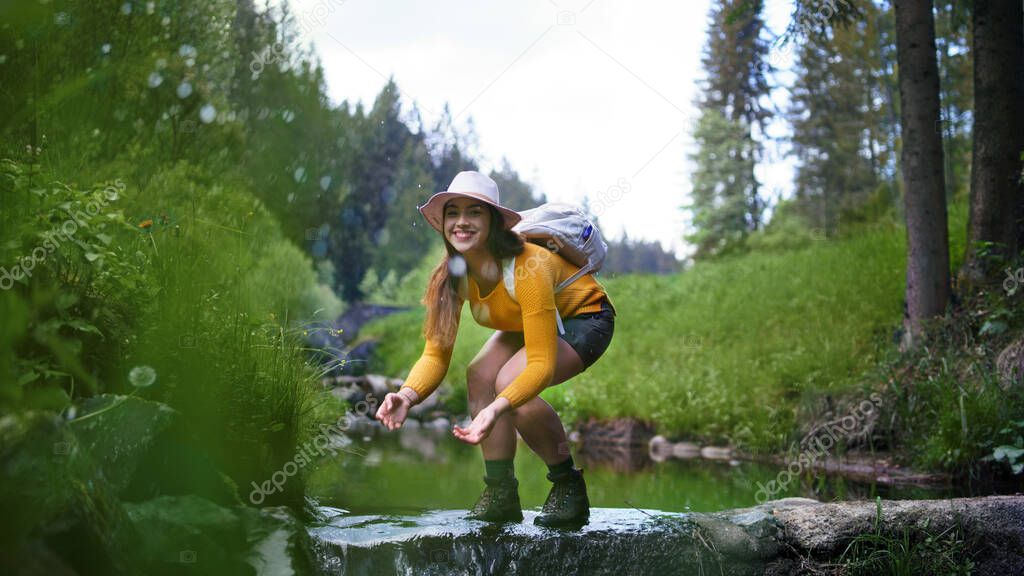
[364,201,970,454]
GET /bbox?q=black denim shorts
[558,299,615,371]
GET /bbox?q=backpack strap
[502,256,516,300]
[503,255,566,335]
[555,261,593,293]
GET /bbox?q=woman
[374,170,617,527]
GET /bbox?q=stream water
[306,426,954,515]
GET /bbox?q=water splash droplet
[199,104,216,124]
[176,81,193,99]
[128,365,157,388]
[448,254,467,277]
[147,72,163,88]
[293,167,306,183]
[101,43,112,54]
[319,176,332,191]
[121,2,132,15]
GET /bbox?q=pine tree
[788,1,892,235]
[685,0,771,258]
[333,79,413,301]
[687,109,758,256]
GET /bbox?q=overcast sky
[279,0,798,260]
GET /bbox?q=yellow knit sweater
[401,242,616,409]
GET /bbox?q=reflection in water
[306,427,956,515]
[578,441,654,474]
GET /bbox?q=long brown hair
[422,204,525,348]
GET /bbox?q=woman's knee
[465,360,493,395]
[467,357,507,416]
[467,332,521,394]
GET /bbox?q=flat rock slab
[309,506,783,575]
[307,496,1024,576]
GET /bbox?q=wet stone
[308,507,773,576]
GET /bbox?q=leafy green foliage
[0,152,345,507]
[992,440,1024,475]
[0,0,390,508]
[1,159,147,410]
[873,251,1024,472]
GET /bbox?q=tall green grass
[1,156,345,507]
[119,162,343,506]
[366,202,970,453]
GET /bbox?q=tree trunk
[960,0,1024,287]
[894,0,950,349]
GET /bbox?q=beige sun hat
[418,170,522,235]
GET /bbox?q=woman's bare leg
[494,338,585,465]
[466,330,524,460]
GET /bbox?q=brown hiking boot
[465,475,523,522]
[533,467,590,528]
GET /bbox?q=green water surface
[307,429,950,515]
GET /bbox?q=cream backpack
[500,203,608,335]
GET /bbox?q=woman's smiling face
[444,197,491,252]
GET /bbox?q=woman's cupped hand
[452,407,498,445]
[375,392,411,431]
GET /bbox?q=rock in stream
[306,496,1024,575]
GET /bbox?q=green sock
[547,455,575,477]
[484,458,515,480]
